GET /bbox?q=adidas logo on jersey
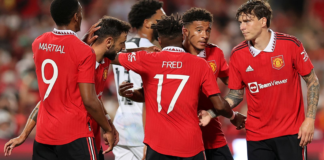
[246,65,254,72]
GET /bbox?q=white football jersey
[112,37,154,146]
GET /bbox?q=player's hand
[298,118,315,147]
[230,112,246,130]
[144,46,161,53]
[198,110,212,126]
[109,120,119,146]
[102,130,116,154]
[142,144,147,160]
[82,21,101,45]
[4,136,26,156]
[119,81,134,98]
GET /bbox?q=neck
[251,29,271,51]
[137,28,153,42]
[56,24,76,32]
[182,39,201,56]
[92,44,105,63]
[160,37,183,49]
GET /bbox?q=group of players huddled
[3,0,320,160]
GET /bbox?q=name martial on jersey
[39,43,65,54]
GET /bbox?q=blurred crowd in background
[1,0,324,158]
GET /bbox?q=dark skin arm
[219,76,229,85]
[79,83,115,153]
[79,83,112,132]
[118,81,145,102]
[298,69,320,147]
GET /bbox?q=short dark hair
[182,7,213,26]
[151,14,182,39]
[94,16,131,43]
[236,0,272,28]
[128,0,163,29]
[50,0,79,26]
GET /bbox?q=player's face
[238,13,264,41]
[185,21,211,50]
[105,32,127,60]
[150,9,166,41]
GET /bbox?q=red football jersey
[119,46,220,157]
[228,30,314,141]
[197,44,229,149]
[91,57,111,153]
[32,29,95,145]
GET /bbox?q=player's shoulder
[205,43,224,55]
[275,32,302,47]
[32,32,51,45]
[231,41,249,56]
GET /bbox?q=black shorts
[33,137,98,160]
[247,134,307,160]
[205,144,233,160]
[146,145,206,160]
[98,147,104,160]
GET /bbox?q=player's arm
[219,76,229,85]
[224,89,244,109]
[99,99,119,146]
[206,94,246,129]
[118,81,145,102]
[79,83,115,153]
[4,101,40,156]
[124,46,160,53]
[298,69,320,147]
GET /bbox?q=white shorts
[113,145,144,160]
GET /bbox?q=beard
[105,52,117,60]
[152,29,159,41]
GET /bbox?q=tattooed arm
[298,69,320,147]
[302,69,320,119]
[224,89,244,109]
[4,101,40,156]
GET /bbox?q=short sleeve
[201,60,220,97]
[77,48,96,83]
[118,51,146,74]
[218,49,229,78]
[228,53,245,89]
[292,42,314,76]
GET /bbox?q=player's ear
[106,37,114,49]
[144,19,151,29]
[261,17,267,28]
[182,27,188,37]
[73,13,78,22]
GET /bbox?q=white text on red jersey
[39,43,65,54]
[162,61,182,69]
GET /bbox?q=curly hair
[151,14,182,39]
[236,0,272,27]
[182,7,213,26]
[128,0,163,29]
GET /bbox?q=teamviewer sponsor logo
[248,82,259,93]
[248,79,288,94]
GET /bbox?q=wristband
[207,109,217,118]
[230,111,236,120]
[105,114,111,120]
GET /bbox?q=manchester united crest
[271,55,285,70]
[103,68,108,81]
[208,60,217,73]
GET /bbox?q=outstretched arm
[298,69,320,147]
[4,101,40,156]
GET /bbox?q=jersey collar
[197,49,206,58]
[52,28,78,37]
[162,46,186,53]
[248,29,276,57]
[95,59,105,69]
